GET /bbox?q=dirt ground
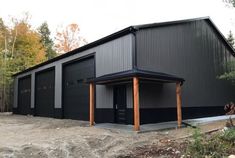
[0,113,230,158]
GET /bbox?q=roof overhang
[87,69,185,85]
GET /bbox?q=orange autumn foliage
[55,23,87,54]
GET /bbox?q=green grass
[185,127,235,158]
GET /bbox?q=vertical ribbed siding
[55,64,62,108]
[13,78,18,108]
[95,34,133,77]
[96,85,113,108]
[136,20,235,108]
[14,34,133,110]
[95,34,133,109]
[30,73,35,108]
[126,84,133,108]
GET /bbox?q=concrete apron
[94,115,235,133]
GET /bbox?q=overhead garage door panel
[18,76,31,115]
[63,57,94,120]
[35,68,55,117]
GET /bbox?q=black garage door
[35,68,55,117]
[63,57,94,120]
[18,75,31,115]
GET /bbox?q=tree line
[219,0,235,82]
[0,13,87,111]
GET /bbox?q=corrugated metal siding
[139,82,176,108]
[136,20,235,108]
[95,34,133,109]
[96,85,113,108]
[95,34,133,77]
[13,34,133,110]
[126,84,133,108]
[30,73,35,108]
[96,83,133,109]
[54,64,62,108]
[13,78,18,108]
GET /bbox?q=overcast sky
[0,0,235,43]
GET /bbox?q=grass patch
[186,128,235,158]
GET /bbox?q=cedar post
[133,77,140,131]
[176,82,182,128]
[89,83,95,126]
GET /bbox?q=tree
[227,31,235,48]
[229,0,235,7]
[0,14,47,112]
[38,22,57,60]
[220,0,235,82]
[219,32,235,82]
[0,18,9,112]
[0,18,8,52]
[55,23,87,54]
[224,0,235,7]
[11,20,46,72]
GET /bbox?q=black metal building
[13,17,235,125]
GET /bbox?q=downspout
[130,27,138,70]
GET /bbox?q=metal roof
[13,17,235,76]
[87,69,185,85]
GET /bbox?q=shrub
[186,128,234,158]
[221,128,235,144]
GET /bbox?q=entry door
[114,85,127,124]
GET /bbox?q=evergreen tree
[227,30,235,48]
[220,1,235,82]
[219,31,235,82]
[224,0,235,7]
[38,22,57,60]
[231,0,235,7]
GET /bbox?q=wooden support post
[89,83,95,126]
[133,77,140,131]
[176,82,182,128]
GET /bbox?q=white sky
[0,0,235,43]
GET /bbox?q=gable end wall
[136,20,235,108]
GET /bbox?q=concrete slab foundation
[94,115,235,132]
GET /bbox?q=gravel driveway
[0,113,228,158]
